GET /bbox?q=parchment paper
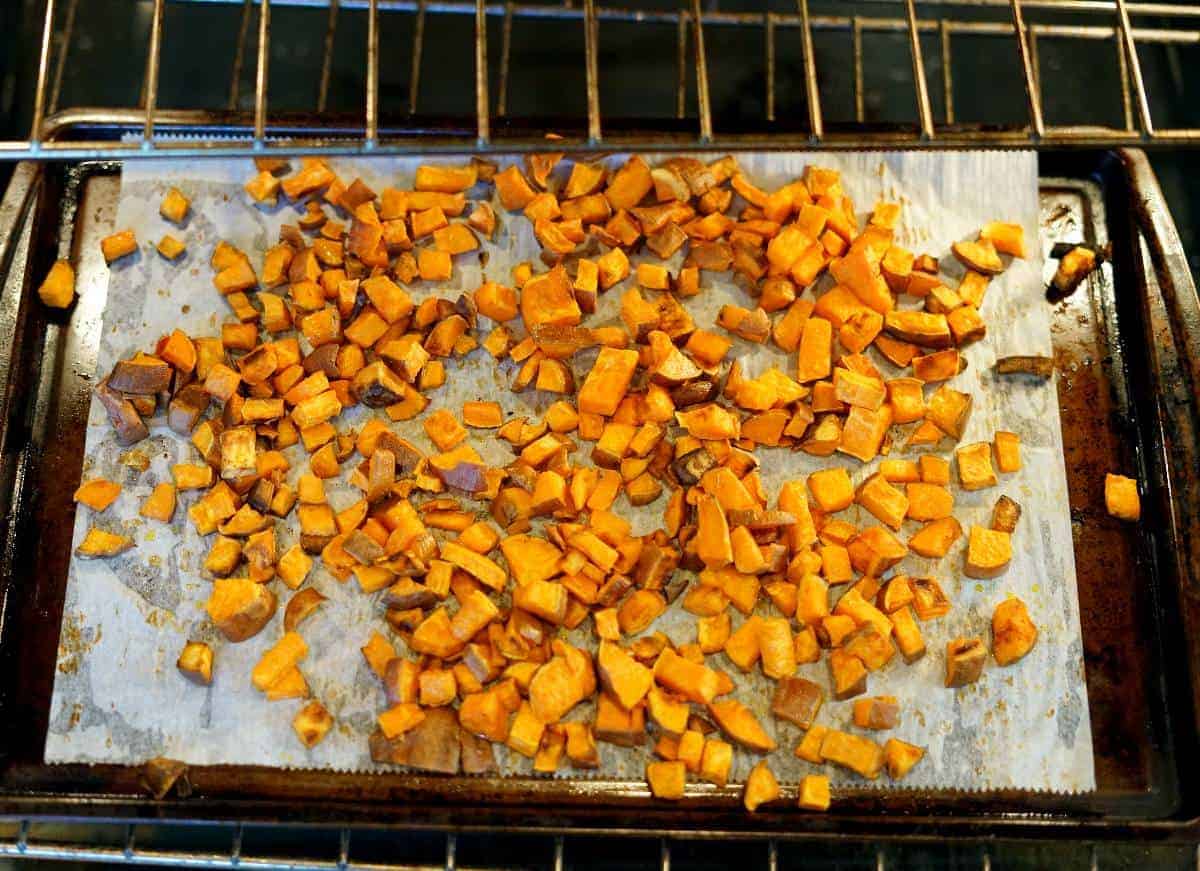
[45,151,1094,793]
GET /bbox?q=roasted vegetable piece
[743,761,781,812]
[990,495,1022,533]
[1104,473,1140,521]
[820,729,884,779]
[994,355,1053,378]
[293,700,334,748]
[883,738,925,779]
[38,260,76,308]
[284,587,327,632]
[708,698,776,752]
[797,774,831,810]
[206,578,277,642]
[770,676,823,729]
[74,478,122,511]
[852,695,899,730]
[176,641,213,685]
[945,637,986,687]
[991,597,1038,666]
[646,760,686,800]
[964,525,1011,579]
[75,527,134,559]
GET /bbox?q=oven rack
[1,819,1190,869]
[4,0,1200,160]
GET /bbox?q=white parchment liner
[45,151,1094,793]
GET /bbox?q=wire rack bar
[584,0,601,142]
[1114,0,1154,136]
[1010,0,1045,138]
[796,0,823,140]
[409,0,427,114]
[227,0,253,110]
[366,0,380,145]
[253,0,271,145]
[27,0,58,149]
[689,0,713,143]
[142,0,166,145]
[474,0,489,144]
[675,15,686,120]
[47,0,79,116]
[318,0,340,112]
[939,17,953,124]
[903,0,934,139]
[495,0,512,115]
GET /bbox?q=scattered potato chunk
[646,760,686,800]
[883,738,925,779]
[160,187,191,224]
[176,641,213,685]
[945,637,986,688]
[101,229,138,264]
[293,700,334,748]
[38,259,76,308]
[797,774,831,810]
[992,597,1038,666]
[1104,473,1140,521]
[743,760,781,812]
[74,478,121,511]
[75,527,134,559]
[964,525,1011,579]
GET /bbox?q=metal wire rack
[3,0,1200,159]
[4,819,1193,869]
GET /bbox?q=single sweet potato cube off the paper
[1105,473,1141,521]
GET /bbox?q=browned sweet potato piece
[820,729,884,779]
[75,527,134,559]
[770,676,823,729]
[284,587,327,632]
[206,578,277,642]
[992,597,1038,666]
[707,698,775,752]
[74,479,122,511]
[1105,473,1140,521]
[743,760,781,812]
[176,641,213,685]
[884,738,925,779]
[945,637,986,687]
[293,700,334,748]
[96,379,149,444]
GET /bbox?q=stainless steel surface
[6,0,1200,157]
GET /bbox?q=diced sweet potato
[956,441,997,491]
[797,774,831,810]
[907,517,962,559]
[646,760,686,800]
[38,260,76,308]
[253,632,309,692]
[883,738,925,779]
[743,760,781,812]
[177,641,213,685]
[820,729,884,779]
[945,637,986,687]
[206,578,277,642]
[708,698,776,752]
[964,525,1011,579]
[852,695,899,730]
[293,700,334,748]
[1105,473,1140,521]
[74,478,122,511]
[992,597,1038,666]
[770,676,823,729]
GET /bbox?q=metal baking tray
[0,144,1196,842]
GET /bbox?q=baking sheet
[45,151,1094,792]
